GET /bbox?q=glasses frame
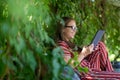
[65,26,77,31]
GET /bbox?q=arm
[58,41,94,67]
[62,44,94,68]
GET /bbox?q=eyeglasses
[65,26,77,31]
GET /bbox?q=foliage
[0,0,66,80]
[0,0,120,80]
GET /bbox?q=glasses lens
[72,26,77,31]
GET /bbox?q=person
[56,17,120,79]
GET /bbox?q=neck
[62,36,69,42]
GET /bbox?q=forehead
[66,20,76,26]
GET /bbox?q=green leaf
[0,59,7,77]
[77,66,89,73]
[26,51,37,72]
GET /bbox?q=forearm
[77,53,85,63]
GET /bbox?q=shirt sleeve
[58,41,73,63]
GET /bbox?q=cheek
[63,29,76,38]
[66,32,71,37]
[72,33,76,36]
[71,31,76,35]
[65,31,71,38]
[71,32,76,38]
[69,32,75,38]
[73,32,76,35]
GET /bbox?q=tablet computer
[91,30,105,48]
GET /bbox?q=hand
[93,44,99,51]
[88,44,94,53]
[81,44,94,57]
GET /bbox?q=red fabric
[81,71,120,80]
[81,41,114,72]
[58,40,120,79]
[58,40,74,57]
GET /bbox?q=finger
[94,45,98,50]
[89,45,94,50]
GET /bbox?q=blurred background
[0,0,120,79]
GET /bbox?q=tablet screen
[91,30,105,47]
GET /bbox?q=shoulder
[57,40,73,57]
[57,40,69,48]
